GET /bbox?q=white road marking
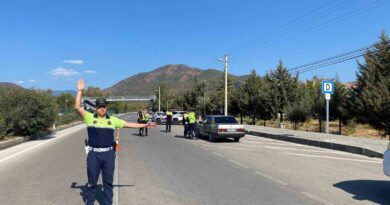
[228,159,250,169]
[301,191,335,205]
[203,146,253,151]
[0,125,85,164]
[206,144,336,154]
[212,152,225,158]
[242,140,306,147]
[255,171,288,186]
[113,154,119,205]
[243,138,379,158]
[285,153,382,164]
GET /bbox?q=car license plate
[228,128,236,132]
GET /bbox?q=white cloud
[84,70,97,74]
[15,80,24,84]
[28,79,36,83]
[63,59,84,65]
[49,67,80,77]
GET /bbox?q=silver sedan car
[384,142,390,176]
[197,115,245,142]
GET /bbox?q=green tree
[266,60,299,123]
[0,89,58,137]
[354,32,390,136]
[286,83,311,130]
[207,75,234,115]
[56,93,75,114]
[84,86,107,98]
[330,79,352,134]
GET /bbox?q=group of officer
[137,108,150,136]
[162,110,197,139]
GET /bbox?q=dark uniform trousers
[86,150,115,205]
[139,120,148,136]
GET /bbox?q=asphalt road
[0,114,389,205]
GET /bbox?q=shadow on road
[334,180,390,205]
[131,133,145,137]
[71,182,135,205]
[174,135,186,139]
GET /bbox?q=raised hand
[77,79,85,91]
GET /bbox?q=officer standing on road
[75,79,153,205]
[187,111,197,140]
[165,109,173,132]
[182,112,189,138]
[139,108,149,136]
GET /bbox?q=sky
[0,0,389,90]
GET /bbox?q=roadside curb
[246,130,384,159]
[0,121,83,151]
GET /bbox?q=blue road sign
[322,80,334,94]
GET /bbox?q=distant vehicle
[172,111,186,125]
[196,115,245,142]
[383,142,390,176]
[152,112,166,125]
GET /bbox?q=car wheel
[156,118,161,125]
[173,119,178,125]
[208,133,215,142]
[234,138,240,142]
[195,129,201,138]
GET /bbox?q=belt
[88,146,113,152]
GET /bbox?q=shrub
[0,89,58,137]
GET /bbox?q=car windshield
[214,117,238,124]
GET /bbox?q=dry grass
[241,117,389,140]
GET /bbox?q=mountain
[0,82,24,90]
[104,64,246,96]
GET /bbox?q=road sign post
[322,81,334,137]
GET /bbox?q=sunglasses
[97,105,107,109]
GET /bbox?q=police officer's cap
[95,98,108,107]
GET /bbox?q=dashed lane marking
[301,191,335,205]
[228,159,250,169]
[255,171,288,186]
[212,152,225,158]
[113,154,119,205]
[285,153,382,164]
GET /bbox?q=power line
[233,0,385,62]
[288,44,376,71]
[227,0,340,55]
[231,0,356,58]
[289,40,390,75]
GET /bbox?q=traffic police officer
[140,108,149,136]
[182,112,189,138]
[165,110,173,132]
[187,111,197,139]
[75,79,152,205]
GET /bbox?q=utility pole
[218,54,229,116]
[158,86,161,112]
[203,91,206,116]
[224,54,228,116]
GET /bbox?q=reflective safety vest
[84,112,125,148]
[142,112,149,121]
[188,112,196,124]
[166,111,173,116]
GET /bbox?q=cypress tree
[354,31,390,136]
